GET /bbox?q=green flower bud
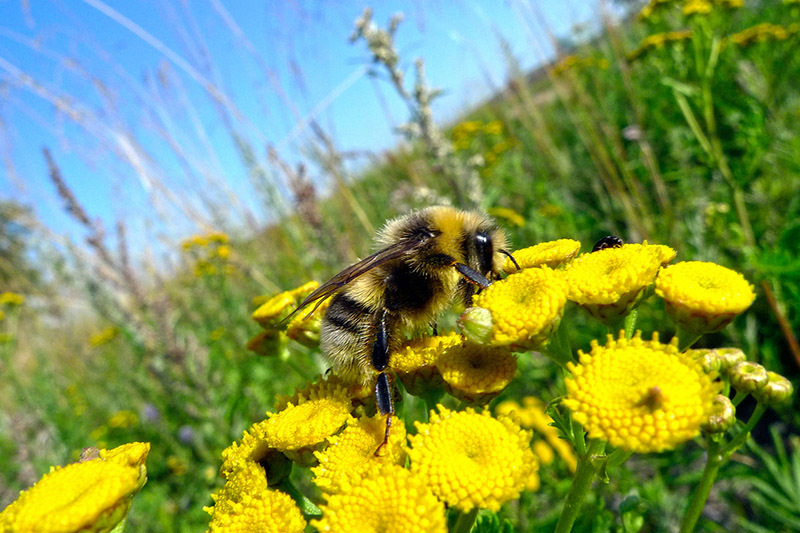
[753,371,794,406]
[458,306,493,345]
[714,347,747,371]
[728,361,769,393]
[701,394,736,434]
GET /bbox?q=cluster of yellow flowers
[551,54,611,77]
[181,231,234,277]
[728,22,800,47]
[211,234,787,529]
[638,0,742,20]
[627,30,693,61]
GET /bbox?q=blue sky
[0,1,599,254]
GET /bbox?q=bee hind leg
[372,310,394,456]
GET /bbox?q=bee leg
[430,321,438,336]
[371,309,394,456]
[453,262,492,289]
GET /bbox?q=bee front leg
[453,262,491,288]
[372,309,393,456]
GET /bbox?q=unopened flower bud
[753,371,794,406]
[458,306,493,345]
[690,349,720,374]
[714,347,746,372]
[729,361,769,393]
[701,394,736,434]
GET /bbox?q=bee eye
[474,232,494,275]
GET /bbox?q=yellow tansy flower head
[312,464,446,533]
[262,380,355,466]
[502,239,581,273]
[205,462,306,533]
[437,343,517,404]
[565,243,674,322]
[392,333,462,395]
[467,266,567,350]
[408,406,539,512]
[0,442,149,533]
[563,332,720,453]
[655,261,755,334]
[251,281,319,329]
[312,414,407,494]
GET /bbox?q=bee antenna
[500,249,520,271]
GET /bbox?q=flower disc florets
[502,239,581,273]
[564,243,674,322]
[312,464,446,533]
[655,261,755,334]
[0,443,149,533]
[437,343,517,404]
[205,462,306,533]
[262,381,355,465]
[312,414,407,494]
[563,332,720,453]
[468,266,567,350]
[408,405,539,512]
[392,333,462,395]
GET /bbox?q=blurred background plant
[0,0,798,530]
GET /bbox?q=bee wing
[281,239,418,323]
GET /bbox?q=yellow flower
[655,261,755,334]
[0,442,149,533]
[408,406,539,512]
[467,267,567,349]
[437,343,517,404]
[487,206,525,227]
[205,462,306,533]
[285,296,332,347]
[312,464,446,533]
[565,243,673,322]
[496,397,578,472]
[729,23,795,47]
[392,333,462,395]
[502,239,582,273]
[251,281,319,328]
[312,414,407,493]
[108,410,138,429]
[683,0,712,14]
[0,292,25,306]
[563,332,720,453]
[89,327,119,348]
[262,379,355,465]
[216,244,231,259]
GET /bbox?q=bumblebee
[285,206,517,450]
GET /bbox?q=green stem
[451,507,479,533]
[555,439,607,533]
[680,403,768,532]
[279,478,321,518]
[623,309,638,339]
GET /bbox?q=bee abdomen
[320,293,375,383]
